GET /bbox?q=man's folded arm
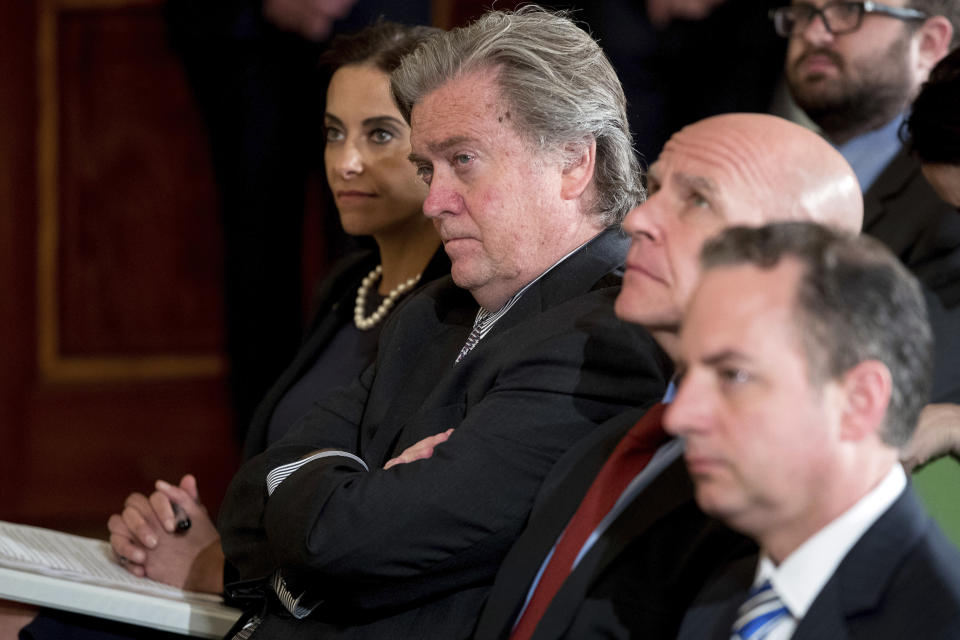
[218,361,377,580]
[259,317,667,612]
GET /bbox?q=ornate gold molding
[36,0,224,382]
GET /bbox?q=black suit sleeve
[218,361,377,581]
[221,292,666,614]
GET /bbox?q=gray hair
[701,222,933,447]
[390,6,643,226]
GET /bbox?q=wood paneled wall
[0,0,510,535]
[2,0,237,534]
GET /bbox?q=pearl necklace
[354,265,421,330]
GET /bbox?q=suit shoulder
[854,519,960,638]
[895,520,960,601]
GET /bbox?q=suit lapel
[677,554,756,640]
[791,597,851,640]
[572,453,690,580]
[360,279,475,464]
[476,227,630,340]
[793,487,926,639]
[524,410,645,550]
[473,410,641,639]
[531,454,691,640]
[862,147,914,233]
[365,229,630,469]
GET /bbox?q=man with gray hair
[672,222,960,638]
[391,7,640,234]
[215,8,668,639]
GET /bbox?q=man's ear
[838,360,893,442]
[560,138,596,201]
[915,16,953,77]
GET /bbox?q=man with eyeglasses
[773,0,960,404]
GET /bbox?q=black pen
[171,501,192,533]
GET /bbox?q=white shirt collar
[754,464,907,620]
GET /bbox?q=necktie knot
[731,580,790,640]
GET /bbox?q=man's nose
[797,9,835,47]
[662,372,710,438]
[622,194,665,244]
[422,174,463,218]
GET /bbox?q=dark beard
[788,34,914,143]
[794,80,912,143]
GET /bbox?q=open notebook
[0,520,242,638]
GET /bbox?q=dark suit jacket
[862,147,960,402]
[218,229,672,639]
[924,288,960,403]
[17,249,452,640]
[677,486,960,640]
[863,147,960,308]
[474,407,753,640]
[241,247,450,459]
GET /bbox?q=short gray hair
[390,6,643,226]
[701,222,933,447]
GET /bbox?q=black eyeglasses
[770,1,928,37]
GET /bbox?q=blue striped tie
[731,580,790,639]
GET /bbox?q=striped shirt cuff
[271,570,321,619]
[266,450,369,496]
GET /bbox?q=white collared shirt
[750,464,907,639]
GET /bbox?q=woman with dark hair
[239,20,446,460]
[907,46,960,208]
[15,21,445,639]
[106,18,447,595]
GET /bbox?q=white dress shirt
[748,464,907,639]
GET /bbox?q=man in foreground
[473,113,863,639]
[212,8,668,639]
[672,222,960,638]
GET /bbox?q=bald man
[472,114,862,640]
